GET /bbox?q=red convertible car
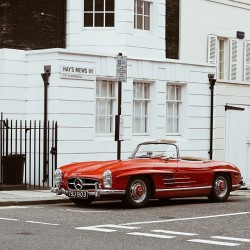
[51,140,244,208]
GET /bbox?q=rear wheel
[70,196,95,206]
[208,174,231,202]
[123,176,151,208]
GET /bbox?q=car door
[176,159,213,196]
[153,158,181,199]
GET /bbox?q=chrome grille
[68,177,100,190]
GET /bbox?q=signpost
[115,53,127,160]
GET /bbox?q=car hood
[60,158,170,179]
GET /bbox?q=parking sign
[116,55,127,82]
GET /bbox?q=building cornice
[205,0,250,9]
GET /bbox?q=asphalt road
[0,195,250,250]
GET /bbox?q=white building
[179,0,250,186]
[0,0,249,186]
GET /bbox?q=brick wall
[166,0,179,59]
[0,0,66,50]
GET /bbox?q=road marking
[60,209,109,213]
[0,217,20,221]
[212,236,250,243]
[102,225,140,229]
[76,226,116,232]
[121,212,250,226]
[152,230,198,236]
[187,239,240,247]
[76,224,139,232]
[26,221,59,226]
[127,232,175,239]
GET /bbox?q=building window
[134,0,150,30]
[218,39,225,80]
[133,82,150,133]
[84,0,115,27]
[208,35,238,81]
[166,84,181,134]
[96,80,115,134]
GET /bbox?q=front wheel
[123,176,151,208]
[70,196,95,206]
[208,174,231,202]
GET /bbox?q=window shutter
[244,41,250,83]
[208,35,217,64]
[229,38,238,81]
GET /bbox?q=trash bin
[2,154,25,185]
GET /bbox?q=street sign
[116,55,127,82]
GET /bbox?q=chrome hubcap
[130,180,147,203]
[215,176,228,198]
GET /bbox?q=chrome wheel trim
[130,179,147,203]
[214,176,228,198]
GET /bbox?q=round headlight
[54,169,62,187]
[103,170,112,188]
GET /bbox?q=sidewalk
[0,188,249,206]
[0,189,69,206]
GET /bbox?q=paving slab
[0,189,70,206]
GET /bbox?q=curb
[0,198,71,206]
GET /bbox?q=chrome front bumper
[240,181,246,186]
[50,187,126,197]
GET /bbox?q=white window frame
[96,79,116,135]
[133,82,151,134]
[134,0,151,31]
[83,0,115,28]
[218,38,226,80]
[166,83,182,135]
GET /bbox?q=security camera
[44,65,51,73]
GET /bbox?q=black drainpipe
[41,65,51,185]
[208,74,216,160]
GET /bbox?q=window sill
[82,27,115,31]
[132,133,150,136]
[216,79,250,85]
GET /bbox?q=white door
[225,105,249,187]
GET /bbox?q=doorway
[225,105,249,187]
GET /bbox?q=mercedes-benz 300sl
[51,140,244,208]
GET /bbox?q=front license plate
[68,190,88,199]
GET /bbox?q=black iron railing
[0,113,58,188]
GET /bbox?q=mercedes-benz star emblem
[74,178,83,190]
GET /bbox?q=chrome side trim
[156,186,212,192]
[164,181,196,185]
[163,177,191,181]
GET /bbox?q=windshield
[130,143,178,159]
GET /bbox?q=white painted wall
[180,0,250,63]
[0,48,215,166]
[0,49,27,120]
[66,0,166,59]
